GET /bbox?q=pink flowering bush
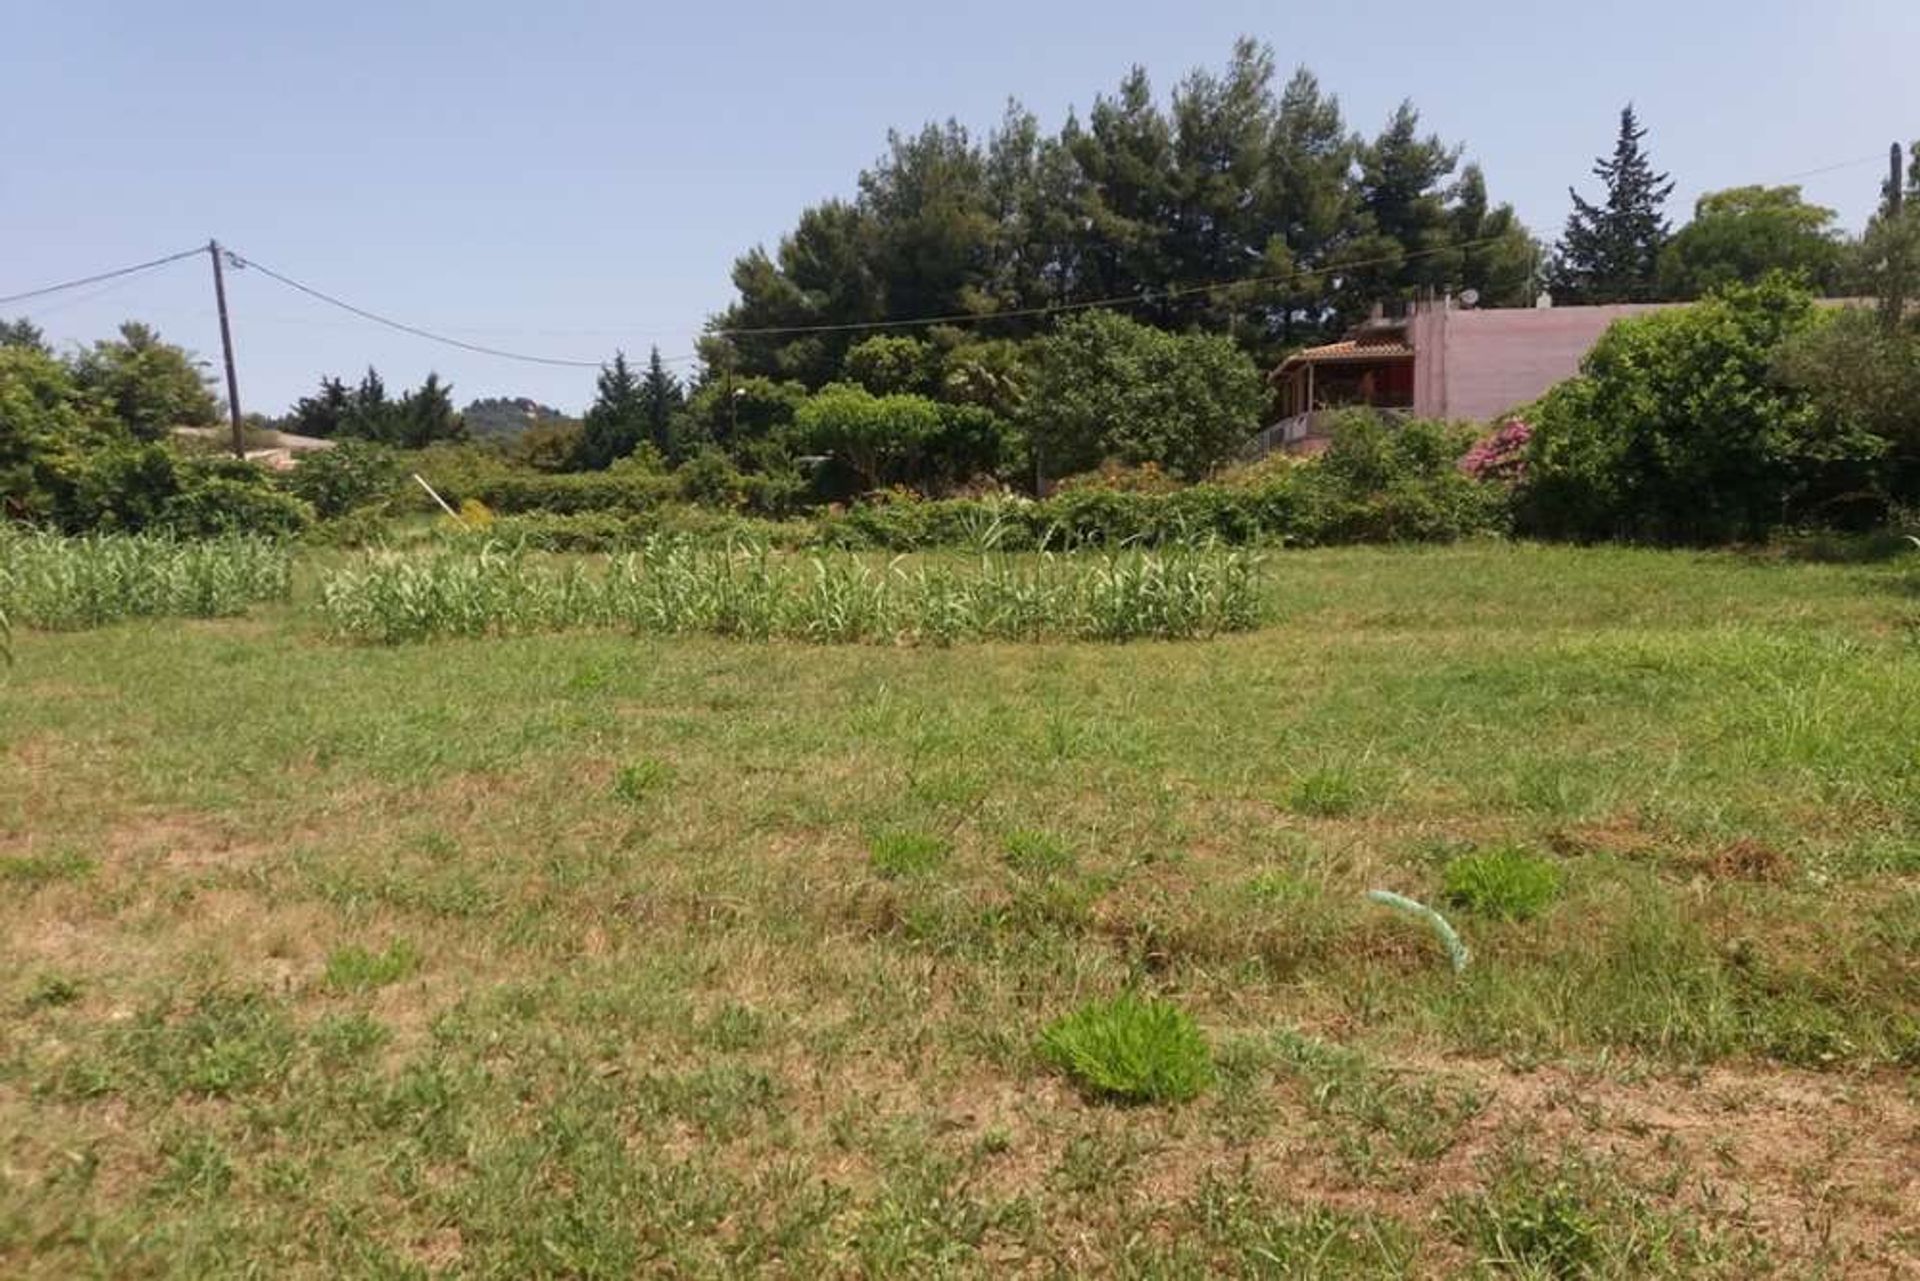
[1458,419,1532,485]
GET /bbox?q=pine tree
[397,373,461,447]
[0,318,47,353]
[1549,105,1675,303]
[347,367,394,441]
[290,375,352,438]
[573,352,646,470]
[639,346,684,458]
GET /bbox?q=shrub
[1518,276,1858,542]
[460,467,675,516]
[1027,309,1266,482]
[1458,419,1532,485]
[157,476,313,537]
[283,441,403,518]
[1040,994,1214,1104]
[1441,847,1564,920]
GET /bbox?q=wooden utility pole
[208,239,244,458]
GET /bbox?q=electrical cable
[0,246,203,307]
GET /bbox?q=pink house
[1263,300,1685,453]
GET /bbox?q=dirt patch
[1701,836,1796,883]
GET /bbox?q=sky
[4,1,1916,416]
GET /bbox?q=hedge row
[414,467,1506,555]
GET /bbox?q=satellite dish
[1459,288,1480,309]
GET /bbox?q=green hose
[1367,890,1470,973]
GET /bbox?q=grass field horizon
[3,542,1916,1276]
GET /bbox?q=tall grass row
[0,530,292,631]
[317,537,1265,645]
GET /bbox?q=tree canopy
[708,40,1538,384]
[1549,106,1674,303]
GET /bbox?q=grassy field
[2,543,1916,1277]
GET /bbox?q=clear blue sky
[5,1,1915,415]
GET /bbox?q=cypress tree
[1550,105,1674,303]
[640,346,684,458]
[573,352,646,470]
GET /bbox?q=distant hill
[462,396,568,441]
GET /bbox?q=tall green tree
[573,352,647,470]
[69,322,217,440]
[345,367,395,441]
[639,346,684,458]
[1253,68,1355,345]
[1549,105,1674,303]
[1335,101,1462,313]
[395,373,462,448]
[0,318,48,354]
[1164,38,1279,331]
[1449,164,1539,306]
[1067,66,1176,307]
[1657,186,1842,299]
[289,376,352,438]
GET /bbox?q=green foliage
[1441,847,1565,920]
[573,353,648,470]
[0,316,49,353]
[290,368,464,447]
[842,335,935,395]
[288,376,352,438]
[68,322,218,441]
[1519,278,1850,541]
[283,440,404,518]
[1040,994,1213,1104]
[715,42,1531,379]
[1027,309,1266,481]
[682,374,809,454]
[1,344,103,520]
[793,383,944,491]
[1774,306,1920,513]
[31,444,313,537]
[156,473,313,538]
[1550,105,1674,303]
[393,372,464,448]
[1658,185,1843,299]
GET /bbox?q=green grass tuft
[323,940,421,993]
[1286,767,1363,817]
[1040,994,1214,1104]
[612,758,674,804]
[1442,846,1565,920]
[1001,829,1076,876]
[868,829,951,878]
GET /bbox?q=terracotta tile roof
[1276,338,1415,371]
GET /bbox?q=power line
[0,246,203,307]
[706,231,1529,339]
[229,249,614,370]
[1769,153,1890,183]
